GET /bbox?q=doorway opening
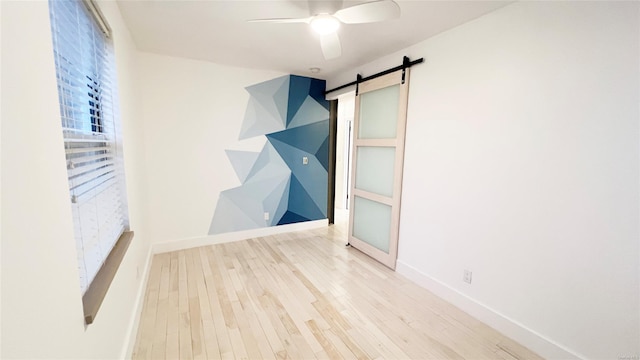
[333,93,355,225]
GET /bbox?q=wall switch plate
[463,269,472,284]
[302,156,309,165]
[264,212,270,221]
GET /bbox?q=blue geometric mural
[209,75,329,234]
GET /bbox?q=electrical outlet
[136,266,140,280]
[302,156,309,165]
[463,269,472,284]
[264,212,270,221]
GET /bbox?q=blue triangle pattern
[266,137,327,215]
[315,137,329,172]
[274,78,290,122]
[272,176,291,225]
[277,210,310,225]
[288,95,330,130]
[210,75,329,235]
[262,175,290,226]
[245,76,288,128]
[266,120,329,155]
[209,190,261,234]
[308,77,329,111]
[225,150,260,183]
[287,173,325,221]
[287,75,311,127]
[239,76,288,139]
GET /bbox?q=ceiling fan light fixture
[310,14,340,35]
[248,0,401,60]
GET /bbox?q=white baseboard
[152,219,328,254]
[395,260,584,360]
[121,246,153,360]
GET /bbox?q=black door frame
[327,99,338,224]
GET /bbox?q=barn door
[348,69,409,269]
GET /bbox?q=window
[49,0,132,324]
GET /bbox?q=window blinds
[49,0,127,294]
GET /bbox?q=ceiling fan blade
[334,0,400,24]
[247,17,311,24]
[320,32,341,60]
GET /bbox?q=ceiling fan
[248,0,401,60]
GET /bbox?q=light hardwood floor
[132,216,542,359]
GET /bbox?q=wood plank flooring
[132,217,542,359]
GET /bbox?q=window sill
[82,230,134,325]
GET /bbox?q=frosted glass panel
[355,146,395,197]
[352,196,391,253]
[359,84,400,139]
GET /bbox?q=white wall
[1,1,151,358]
[328,2,639,359]
[136,53,286,246]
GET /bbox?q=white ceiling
[116,0,511,78]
